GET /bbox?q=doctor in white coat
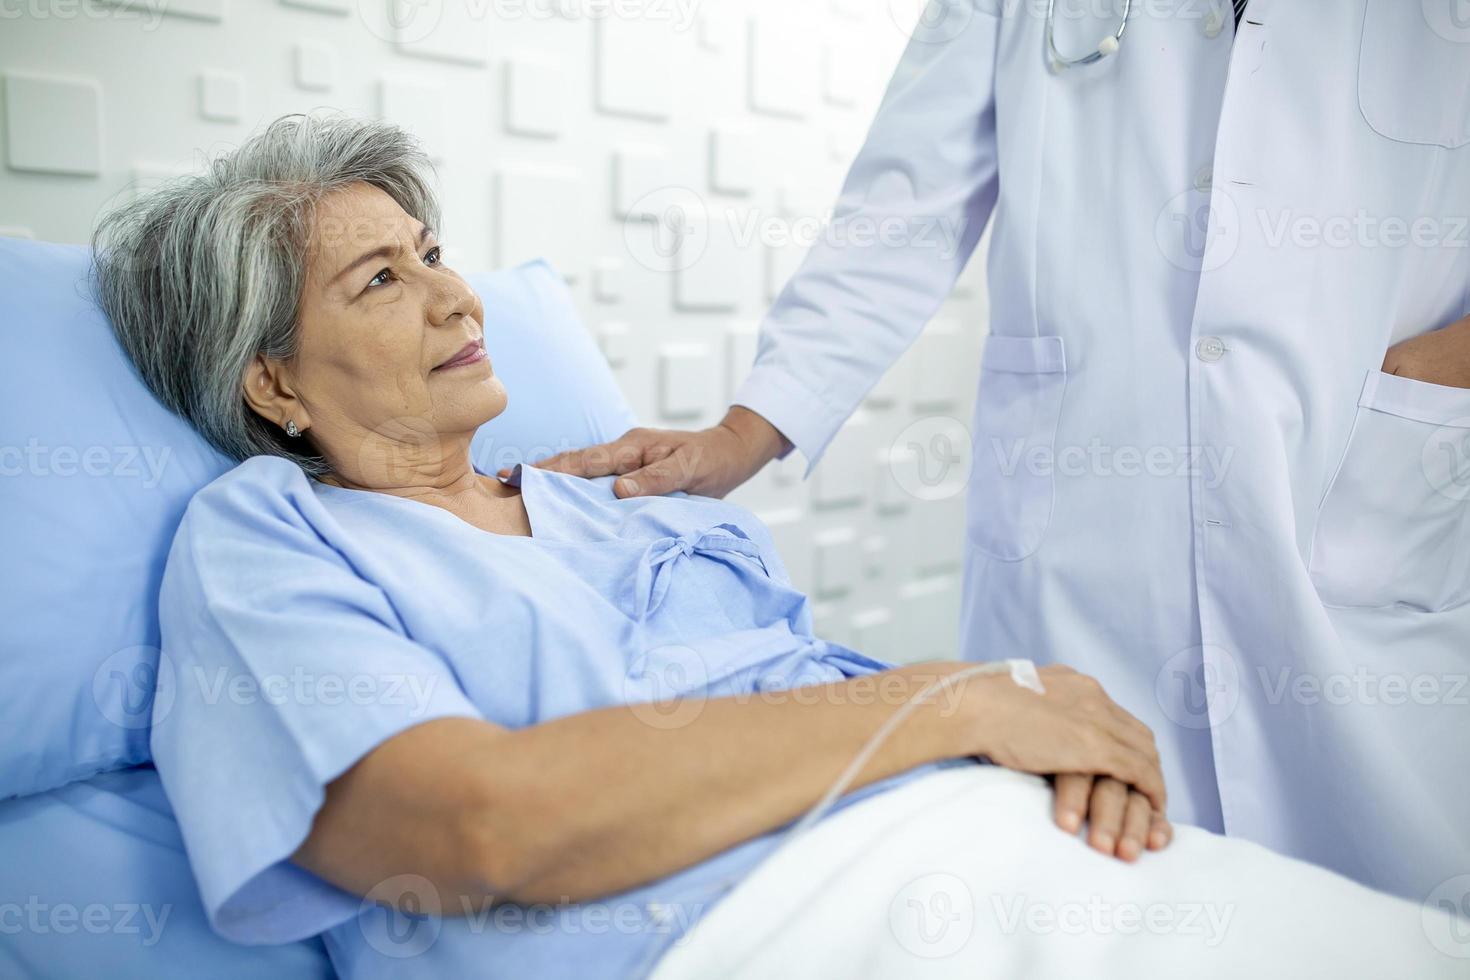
[531,0,1470,905]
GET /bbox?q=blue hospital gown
[150,455,966,979]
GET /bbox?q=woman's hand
[509,407,791,499]
[965,664,1172,860]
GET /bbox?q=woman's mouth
[433,340,488,372]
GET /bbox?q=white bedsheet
[649,765,1465,979]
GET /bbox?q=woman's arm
[293,661,1166,914]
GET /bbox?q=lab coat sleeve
[731,0,1003,474]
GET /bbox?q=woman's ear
[243,353,309,433]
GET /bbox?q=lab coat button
[1203,8,1224,37]
[1194,165,1213,192]
[1195,336,1226,362]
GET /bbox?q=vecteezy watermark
[990,894,1236,947]
[357,874,708,958]
[92,646,176,731]
[1156,184,1470,271]
[1256,210,1470,252]
[0,440,172,488]
[888,417,1236,500]
[622,650,978,732]
[622,186,709,274]
[988,437,1236,488]
[889,872,974,958]
[1155,187,1241,273]
[624,644,711,730]
[0,898,172,946]
[1423,0,1470,44]
[188,665,443,716]
[1256,666,1468,709]
[1423,417,1470,503]
[0,0,166,30]
[1422,874,1470,959]
[886,0,975,44]
[1155,646,1469,731]
[356,0,701,45]
[620,186,971,274]
[1154,644,1241,731]
[889,416,974,502]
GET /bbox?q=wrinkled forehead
[304,183,426,287]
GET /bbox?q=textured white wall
[0,0,990,664]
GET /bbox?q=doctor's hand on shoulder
[1382,312,1470,388]
[511,405,791,498]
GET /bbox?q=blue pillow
[0,238,635,799]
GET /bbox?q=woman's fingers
[1053,773,1092,833]
[1086,777,1129,856]
[1148,809,1173,851]
[1118,790,1153,861]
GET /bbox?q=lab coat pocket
[1358,0,1470,149]
[1308,370,1470,612]
[965,335,1067,562]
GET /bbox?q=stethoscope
[1045,0,1132,69]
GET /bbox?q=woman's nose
[427,273,479,327]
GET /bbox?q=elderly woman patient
[90,115,1459,980]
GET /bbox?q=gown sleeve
[148,458,483,945]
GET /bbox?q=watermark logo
[1423,0,1470,43]
[889,872,974,958]
[622,186,709,273]
[1155,187,1240,273]
[624,644,709,730]
[1154,644,1240,730]
[889,415,973,501]
[359,874,443,958]
[358,0,445,45]
[92,645,175,730]
[888,0,974,44]
[1423,418,1470,502]
[1422,874,1470,959]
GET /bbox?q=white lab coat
[733,0,1470,905]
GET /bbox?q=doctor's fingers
[611,446,703,498]
[519,432,674,479]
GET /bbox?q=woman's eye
[365,246,442,289]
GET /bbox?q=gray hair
[91,112,441,477]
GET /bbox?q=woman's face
[245,181,508,481]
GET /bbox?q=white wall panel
[293,41,337,92]
[503,56,565,139]
[377,76,448,163]
[492,168,587,279]
[593,17,672,122]
[198,70,244,122]
[3,72,102,176]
